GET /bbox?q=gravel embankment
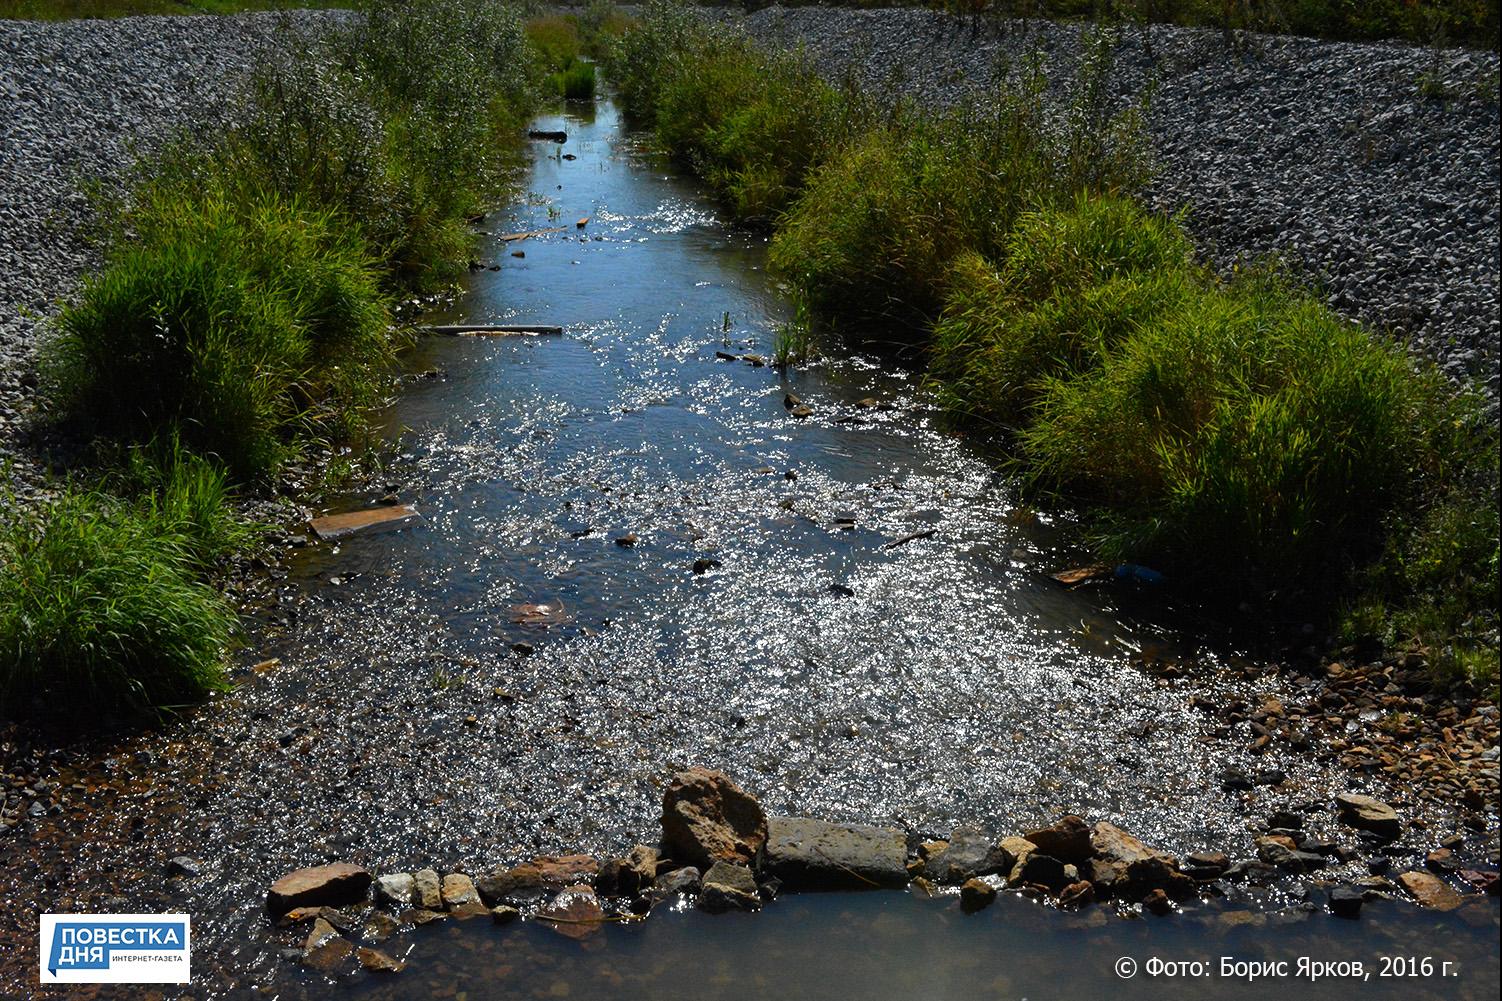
[0,10,354,509]
[730,7,1501,401]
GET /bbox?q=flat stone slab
[310,505,420,541]
[763,816,908,890]
[268,863,371,916]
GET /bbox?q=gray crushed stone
[729,6,1500,401]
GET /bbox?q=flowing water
[5,97,1496,998]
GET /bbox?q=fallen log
[423,324,564,336]
[498,227,565,242]
[528,129,567,142]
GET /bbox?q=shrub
[1015,267,1462,594]
[552,60,598,100]
[526,14,584,71]
[771,30,1145,329]
[0,488,236,715]
[47,187,391,481]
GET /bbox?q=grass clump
[933,195,1498,658]
[0,470,244,716]
[48,187,391,481]
[552,60,598,100]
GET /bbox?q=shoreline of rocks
[264,768,1500,978]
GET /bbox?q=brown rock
[537,884,606,940]
[1059,880,1095,909]
[414,869,443,910]
[959,877,998,913]
[597,845,658,897]
[441,873,480,909]
[363,912,399,943]
[1023,816,1093,865]
[1335,793,1402,841]
[476,855,599,905]
[356,947,405,974]
[302,917,353,972]
[400,908,448,926]
[1090,822,1167,867]
[1142,888,1174,915]
[268,863,372,916]
[660,767,768,869]
[1397,871,1463,910]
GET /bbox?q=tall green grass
[772,28,1146,329]
[48,187,391,481]
[0,453,249,716]
[932,196,1498,680]
[605,0,858,222]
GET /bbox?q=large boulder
[660,768,767,869]
[762,816,908,890]
[1023,816,1093,865]
[1335,793,1402,841]
[268,863,372,916]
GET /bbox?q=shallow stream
[4,97,1495,999]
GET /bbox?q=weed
[0,487,236,715]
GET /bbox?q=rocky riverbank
[261,768,1499,980]
[723,5,1501,404]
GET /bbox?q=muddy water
[4,98,1496,998]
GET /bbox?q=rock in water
[414,869,443,910]
[598,844,658,897]
[698,861,761,912]
[302,917,353,972]
[1397,871,1463,910]
[441,873,480,909]
[374,872,416,907]
[660,767,768,869]
[1023,816,1093,865]
[356,947,405,973]
[762,816,908,889]
[537,885,605,940]
[1335,793,1402,841]
[268,863,372,916]
[959,877,998,912]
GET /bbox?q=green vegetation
[0,0,344,17]
[552,60,598,100]
[612,2,1500,686]
[527,13,603,100]
[605,0,858,222]
[50,188,391,481]
[4,0,544,719]
[0,449,248,716]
